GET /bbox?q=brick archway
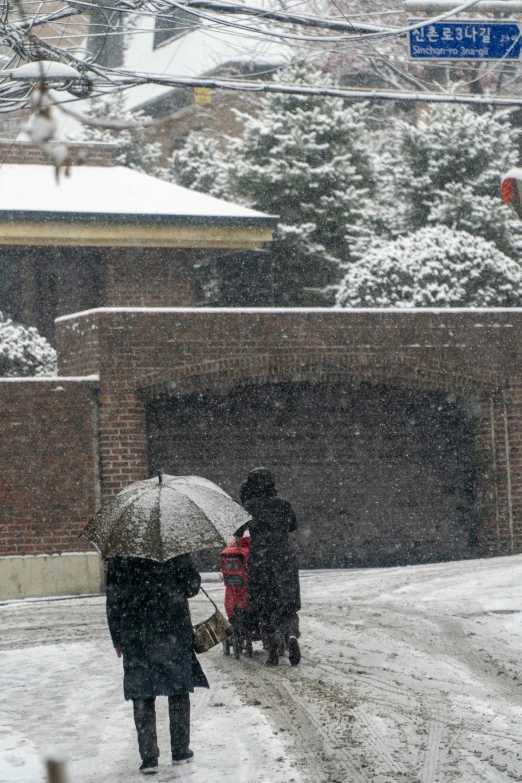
[139,350,504,401]
[53,308,522,562]
[139,351,510,567]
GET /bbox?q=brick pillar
[476,382,522,557]
[97,390,149,501]
[476,396,506,556]
[503,377,522,553]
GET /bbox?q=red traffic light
[501,167,522,218]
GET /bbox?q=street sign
[194,87,212,105]
[408,19,522,59]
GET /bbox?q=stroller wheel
[232,632,241,660]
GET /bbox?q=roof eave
[0,210,279,229]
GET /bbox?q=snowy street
[2,556,522,783]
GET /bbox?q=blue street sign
[408,19,522,59]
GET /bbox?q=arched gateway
[140,350,495,568]
[147,379,478,568]
[2,306,522,597]
[49,307,521,570]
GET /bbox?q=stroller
[220,533,261,659]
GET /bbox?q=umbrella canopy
[83,474,251,562]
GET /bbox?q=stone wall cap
[0,141,118,166]
[55,306,522,324]
[0,374,99,382]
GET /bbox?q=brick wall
[0,142,118,166]
[57,309,517,383]
[101,249,222,309]
[97,391,148,501]
[53,308,522,560]
[0,248,225,345]
[0,379,99,555]
[3,307,522,563]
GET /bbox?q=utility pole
[46,760,67,783]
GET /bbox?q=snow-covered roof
[0,164,276,227]
[122,12,289,110]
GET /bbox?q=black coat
[238,494,301,620]
[106,555,209,701]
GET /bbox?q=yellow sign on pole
[194,87,212,105]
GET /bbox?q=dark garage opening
[147,381,478,568]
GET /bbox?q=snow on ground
[2,556,522,782]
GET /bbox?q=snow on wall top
[0,165,275,224]
[0,375,99,382]
[55,306,522,324]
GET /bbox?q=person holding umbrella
[106,553,208,773]
[236,468,301,668]
[83,474,250,775]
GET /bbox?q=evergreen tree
[83,94,161,173]
[336,226,522,308]
[377,104,521,258]
[163,133,226,197]
[0,313,57,376]
[166,62,377,305]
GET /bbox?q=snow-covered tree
[83,94,161,173]
[377,105,521,258]
[336,226,522,308]
[0,313,57,376]
[166,62,377,305]
[165,134,226,196]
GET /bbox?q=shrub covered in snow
[0,313,57,376]
[376,105,521,258]
[336,226,522,308]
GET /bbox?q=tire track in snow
[217,653,356,783]
[275,675,367,783]
[420,707,446,783]
[351,705,404,776]
[300,654,431,779]
[218,650,414,783]
[305,654,438,716]
[440,616,522,706]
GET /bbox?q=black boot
[139,758,158,775]
[172,750,194,766]
[288,636,301,666]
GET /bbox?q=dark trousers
[133,694,190,760]
[262,610,300,651]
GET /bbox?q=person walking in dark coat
[106,554,209,775]
[236,468,301,667]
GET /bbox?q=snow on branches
[0,313,57,377]
[167,61,376,304]
[163,72,522,307]
[376,104,522,259]
[336,226,522,308]
[82,94,161,173]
